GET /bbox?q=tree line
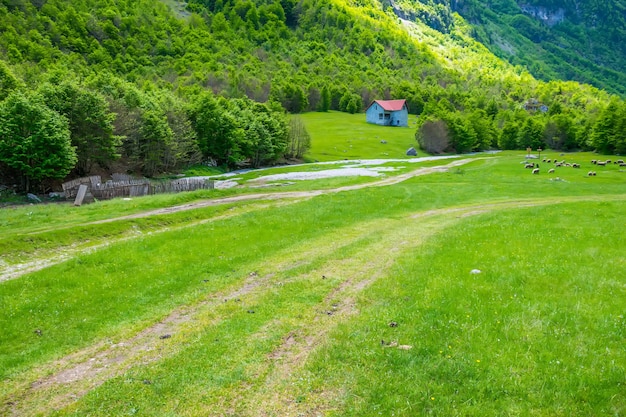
[0,63,307,192]
[415,92,626,155]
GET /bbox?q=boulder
[406,147,417,156]
[27,193,42,203]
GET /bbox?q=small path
[0,159,478,283]
[89,158,478,224]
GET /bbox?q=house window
[378,113,383,120]
[384,114,390,119]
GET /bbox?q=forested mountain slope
[392,0,626,96]
[0,0,625,191]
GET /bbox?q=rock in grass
[27,193,41,203]
[406,147,418,156]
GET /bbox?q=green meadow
[1,146,625,415]
[300,111,420,161]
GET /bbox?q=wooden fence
[62,176,101,199]
[62,175,214,202]
[150,177,215,194]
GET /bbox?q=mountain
[391,0,626,96]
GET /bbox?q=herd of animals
[523,157,626,176]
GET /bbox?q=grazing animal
[548,168,555,173]
[596,161,607,166]
[532,168,539,174]
[542,158,547,162]
[547,159,552,163]
[591,160,597,164]
[524,163,534,169]
[617,159,624,164]
[572,163,580,168]
[620,163,626,167]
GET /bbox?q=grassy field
[1,151,625,416]
[300,111,420,162]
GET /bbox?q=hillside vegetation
[0,0,625,192]
[392,0,626,96]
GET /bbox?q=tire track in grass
[86,158,479,224]
[198,194,626,417]
[3,193,469,415]
[0,200,305,283]
[4,193,626,415]
[1,158,479,283]
[1,215,425,416]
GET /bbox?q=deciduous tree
[38,81,119,175]
[0,92,76,191]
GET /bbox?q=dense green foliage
[188,93,288,168]
[440,0,626,96]
[39,81,119,175]
[0,92,76,191]
[0,0,624,189]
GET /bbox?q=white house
[365,99,409,127]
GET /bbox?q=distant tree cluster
[415,89,626,155]
[188,92,289,168]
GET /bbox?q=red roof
[369,99,407,112]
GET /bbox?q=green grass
[300,111,421,161]
[1,151,625,416]
[301,202,626,416]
